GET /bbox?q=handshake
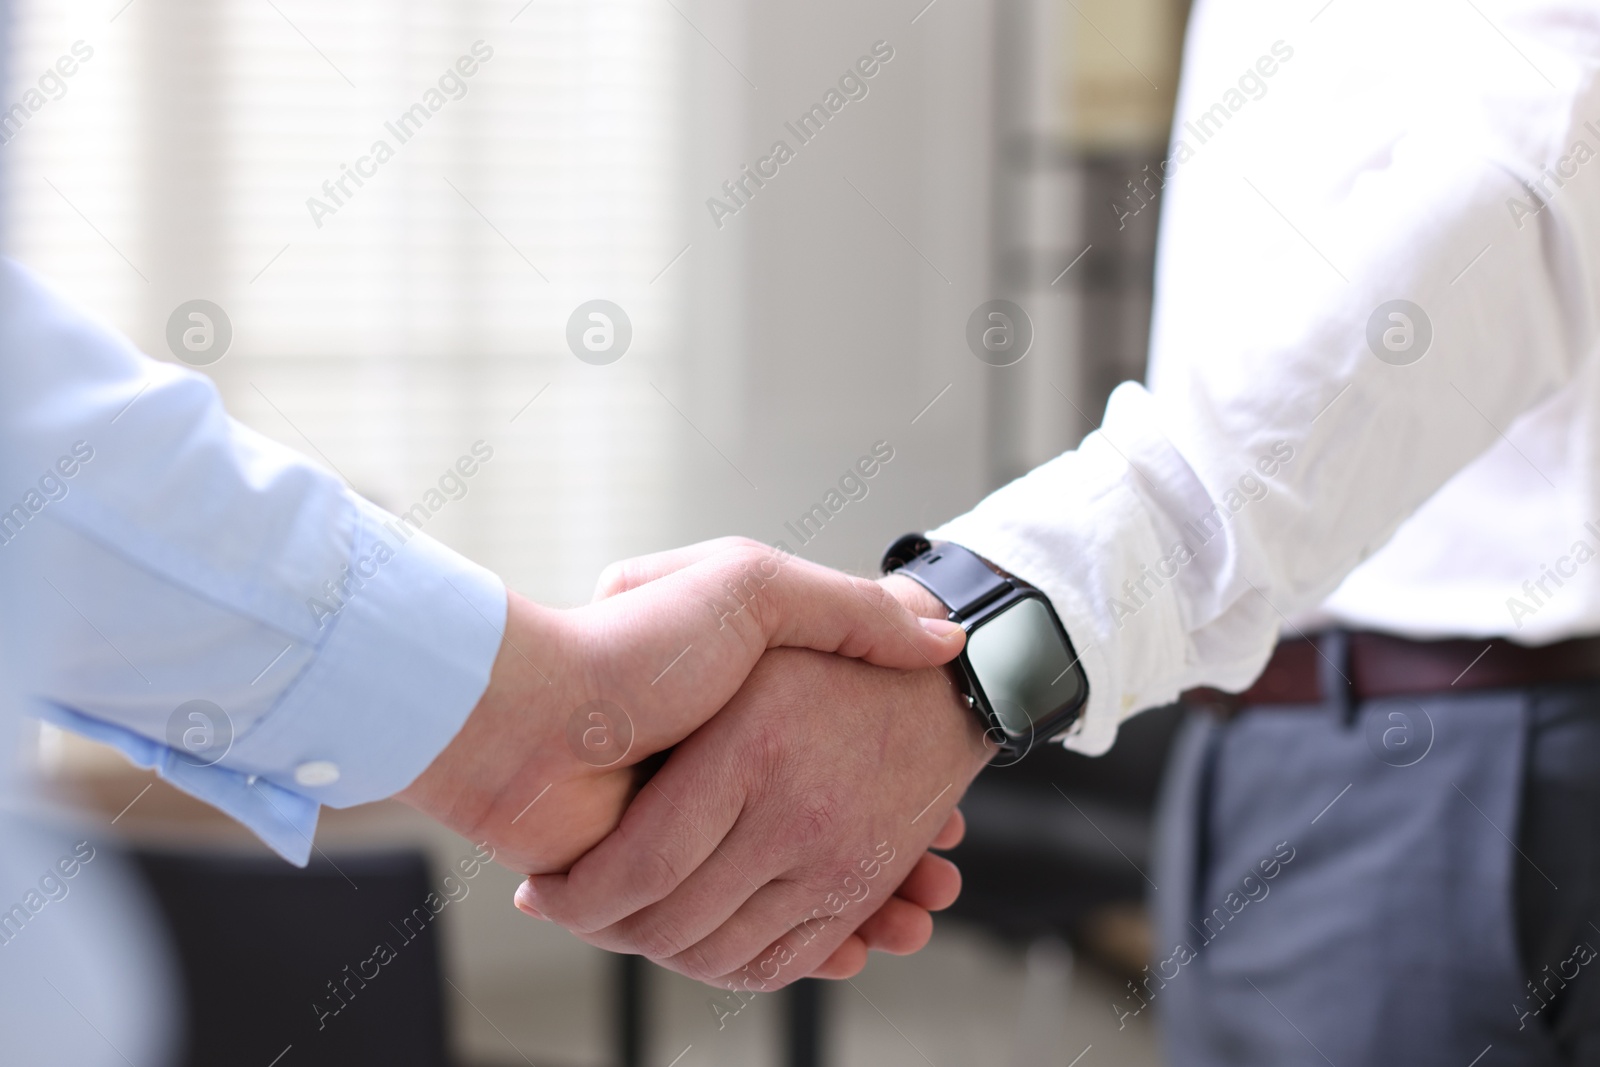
[397,538,995,990]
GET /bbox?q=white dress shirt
[0,260,506,863]
[935,0,1600,755]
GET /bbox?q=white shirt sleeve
[932,0,1600,754]
[0,259,506,863]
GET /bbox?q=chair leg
[785,977,826,1067]
[1009,937,1075,1067]
[615,953,646,1067]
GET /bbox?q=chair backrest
[132,847,450,1067]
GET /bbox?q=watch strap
[885,540,1012,618]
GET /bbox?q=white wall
[670,0,1002,578]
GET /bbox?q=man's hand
[521,575,993,990]
[395,539,967,877]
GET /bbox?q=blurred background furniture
[133,849,452,1067]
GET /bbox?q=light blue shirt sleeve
[0,259,507,865]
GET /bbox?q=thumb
[707,546,965,670]
[592,537,771,601]
[568,544,964,764]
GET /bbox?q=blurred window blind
[6,0,688,605]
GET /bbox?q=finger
[665,877,866,989]
[593,538,752,601]
[525,771,747,935]
[560,822,769,959]
[733,898,934,987]
[812,935,869,980]
[616,545,967,671]
[524,683,778,939]
[931,807,966,850]
[661,836,952,984]
[889,852,962,912]
[851,896,935,956]
[513,880,545,919]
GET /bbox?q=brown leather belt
[1184,631,1600,714]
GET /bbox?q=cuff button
[293,760,341,787]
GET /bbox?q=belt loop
[1317,629,1357,726]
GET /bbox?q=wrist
[397,591,626,872]
[395,590,562,820]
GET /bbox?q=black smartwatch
[882,535,1089,760]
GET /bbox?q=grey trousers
[1148,672,1600,1066]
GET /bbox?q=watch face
[964,596,1085,738]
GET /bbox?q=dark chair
[132,848,451,1067]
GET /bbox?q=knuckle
[729,547,764,572]
[716,541,759,568]
[626,911,695,962]
[546,886,605,935]
[860,575,890,609]
[744,716,799,783]
[845,576,895,630]
[848,573,883,600]
[731,542,776,579]
[718,545,779,629]
[671,940,723,984]
[631,841,690,904]
[594,561,628,597]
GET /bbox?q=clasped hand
[398,538,992,986]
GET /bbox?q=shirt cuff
[42,498,507,866]
[928,385,1221,757]
[928,512,1131,758]
[224,495,507,815]
[33,703,323,865]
